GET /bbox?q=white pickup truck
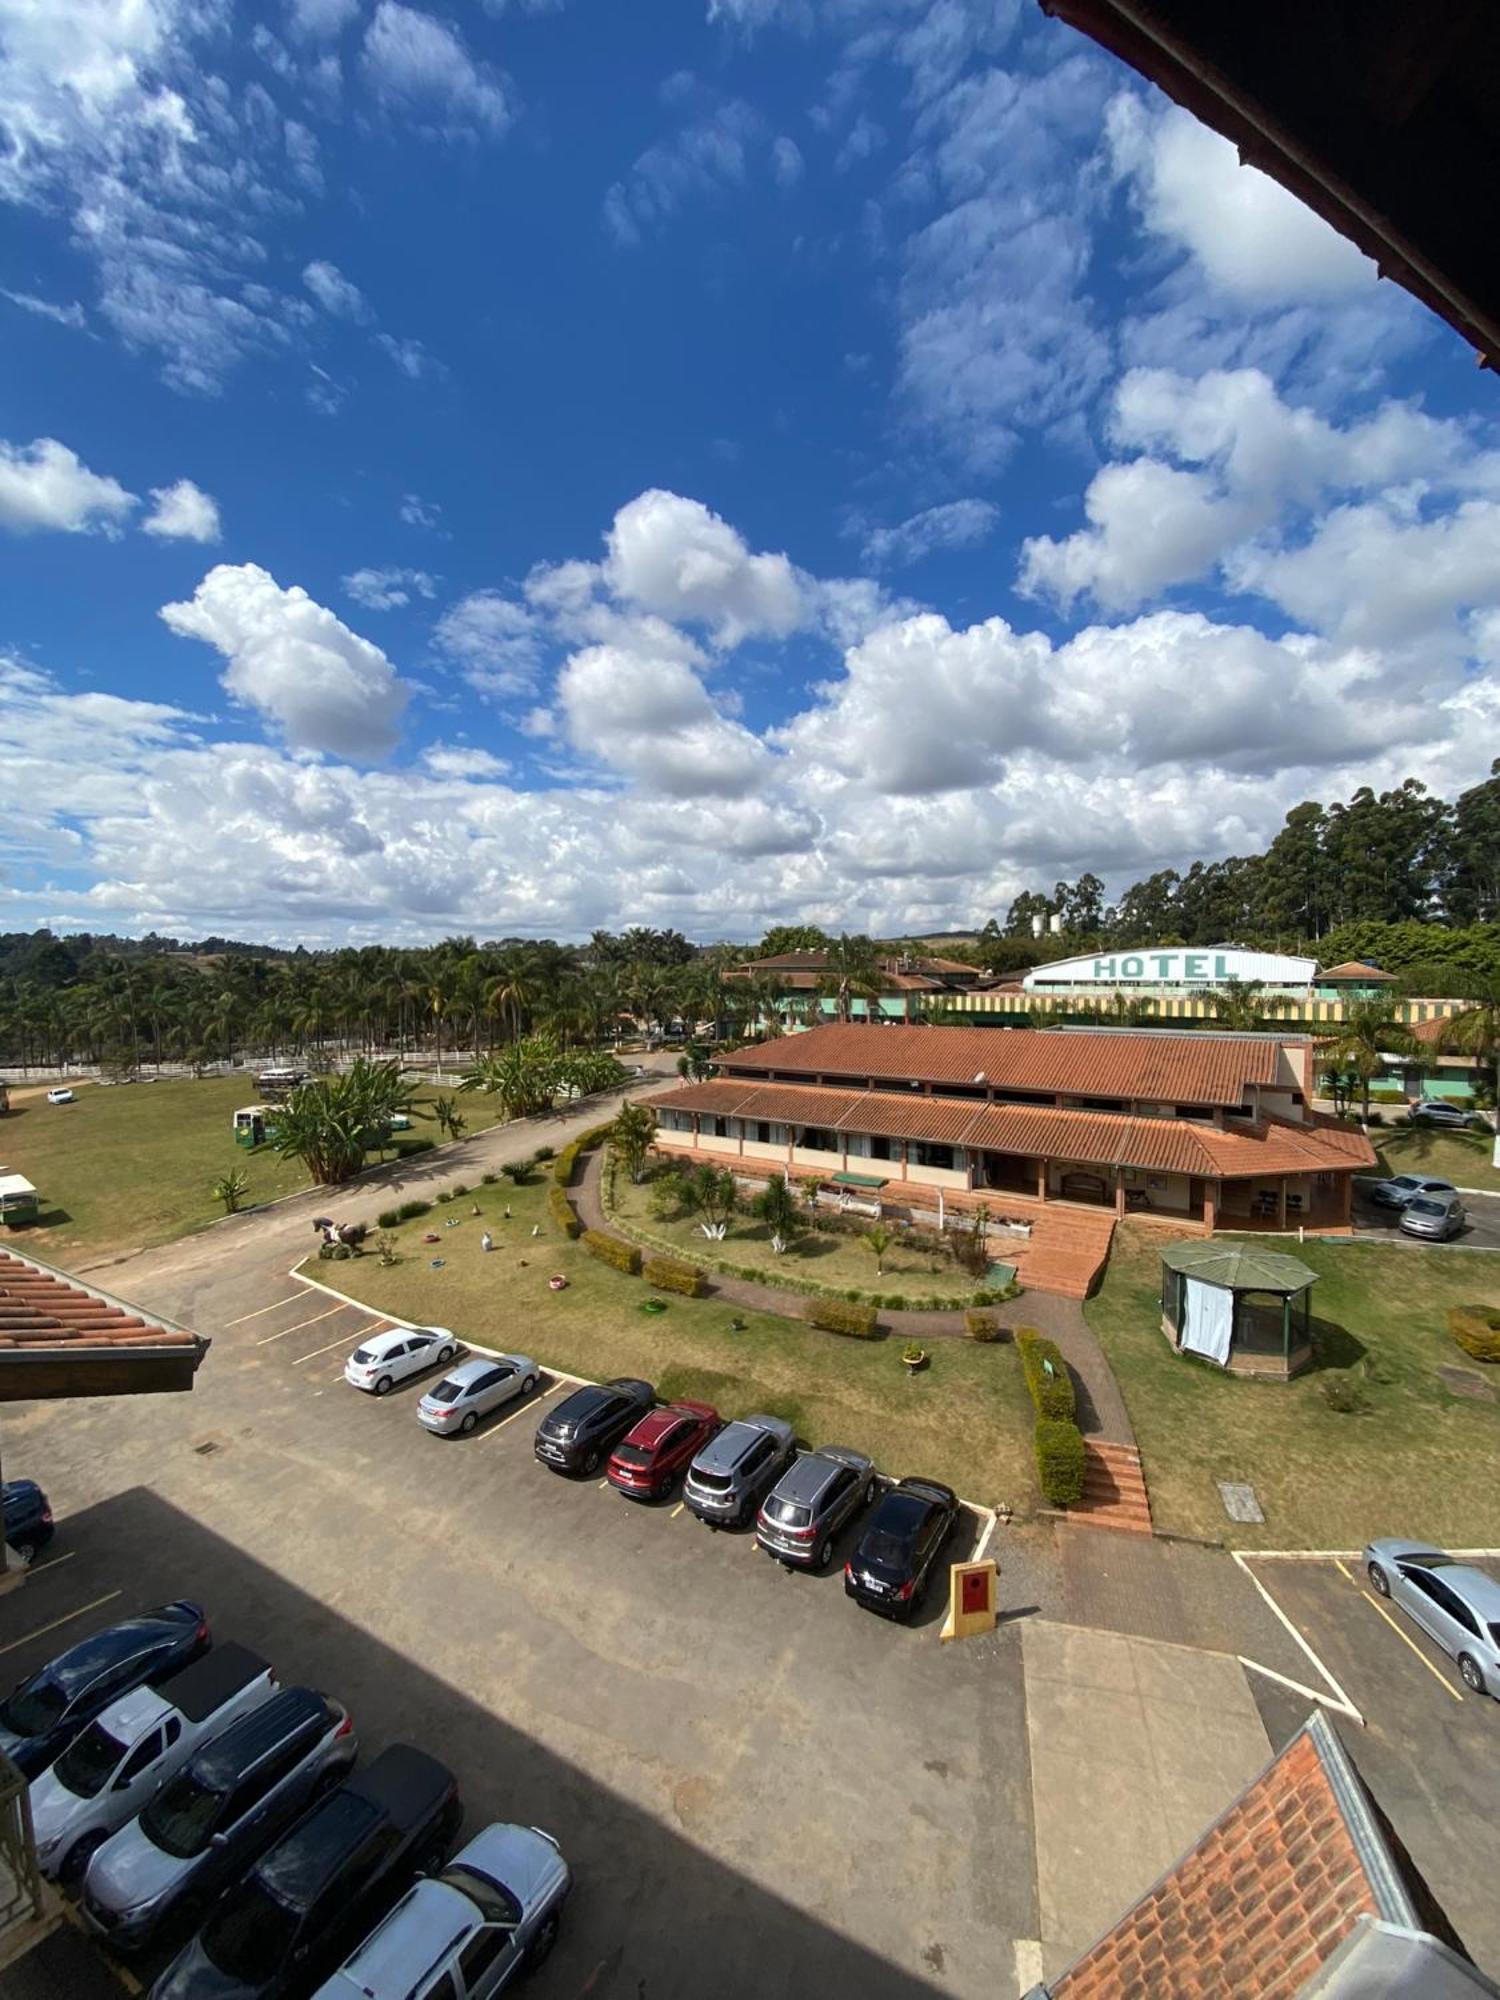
[28,1641,276,1883]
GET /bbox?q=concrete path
[1022,1619,1271,1980]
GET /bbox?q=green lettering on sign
[1214,954,1229,979]
[1153,954,1176,978]
[1185,953,1208,980]
[1120,955,1144,979]
[1093,958,1116,979]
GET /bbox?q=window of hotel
[869,1135,893,1161]
[756,1121,771,1144]
[798,1127,835,1152]
[1173,1105,1213,1122]
[1072,1096,1127,1113]
[914,1142,954,1170]
[714,1116,729,1138]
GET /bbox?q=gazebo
[1160,1241,1318,1379]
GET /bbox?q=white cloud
[160,562,410,758]
[374,330,440,377]
[603,99,768,245]
[1020,459,1251,612]
[400,491,441,529]
[141,478,221,543]
[605,489,806,643]
[361,2,511,139]
[286,0,362,37]
[302,259,369,319]
[0,436,135,535]
[343,565,437,610]
[433,591,543,692]
[2,288,88,328]
[862,497,998,567]
[770,134,803,187]
[421,743,510,779]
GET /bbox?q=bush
[882,1293,908,1311]
[395,1198,430,1222]
[1018,1328,1075,1421]
[548,1185,582,1240]
[318,1241,353,1262]
[805,1297,879,1339]
[452,1183,468,1197]
[1034,1418,1086,1505]
[376,1207,402,1230]
[1449,1304,1500,1362]
[394,1135,435,1158]
[643,1254,707,1297]
[436,1189,454,1204]
[481,1172,497,1185]
[1320,1375,1368,1414]
[551,1143,579,1187]
[582,1228,642,1276]
[534,1145,555,1163]
[965,1309,1002,1342]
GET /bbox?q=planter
[902,1347,928,1375]
[640,1298,668,1316]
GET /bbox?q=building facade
[652,1023,1374,1233]
[724,948,983,1027]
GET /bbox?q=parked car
[30,1643,275,1885]
[1363,1540,1500,1696]
[1400,1191,1466,1240]
[1366,1173,1457,1211]
[845,1478,959,1620]
[82,1685,356,1953]
[534,1378,655,1475]
[2,1478,54,1565]
[1408,1100,1480,1129]
[46,1087,75,1105]
[607,1401,721,1502]
[757,1447,875,1570]
[312,1820,571,1999]
[0,1602,209,1780]
[418,1354,539,1436]
[683,1415,796,1530]
[345,1327,459,1396]
[152,1744,462,1999]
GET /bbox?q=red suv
[607,1401,721,1502]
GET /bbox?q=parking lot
[1245,1553,1500,1972]
[1352,1181,1500,1251]
[1,1236,1034,1999]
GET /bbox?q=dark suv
[153,1744,462,1999]
[534,1377,655,1475]
[2,1478,54,1565]
[82,1685,356,1952]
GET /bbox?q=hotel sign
[1025,947,1316,992]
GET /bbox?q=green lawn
[1086,1222,1500,1549]
[1366,1122,1500,1193]
[308,1172,1036,1512]
[0,1077,497,1268]
[606,1168,985,1304]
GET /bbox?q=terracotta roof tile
[1319,961,1398,981]
[0,1249,198,1353]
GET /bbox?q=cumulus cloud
[400,491,441,529]
[0,437,135,535]
[863,498,998,567]
[361,2,511,139]
[433,591,543,694]
[421,743,510,779]
[142,479,221,543]
[302,259,369,319]
[160,563,410,758]
[343,566,437,610]
[604,489,806,643]
[286,0,362,37]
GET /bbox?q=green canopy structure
[1159,1240,1318,1377]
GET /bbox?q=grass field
[0,1076,497,1269]
[307,1170,1037,1512]
[606,1168,983,1304]
[1086,1221,1500,1549]
[1366,1121,1500,1193]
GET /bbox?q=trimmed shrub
[1018,1328,1075,1422]
[965,1309,1002,1342]
[582,1228,642,1276]
[643,1254,707,1298]
[394,1135,435,1158]
[318,1241,353,1262]
[805,1297,879,1339]
[395,1198,430,1222]
[436,1189,454,1204]
[1034,1418,1086,1505]
[534,1145,555,1163]
[1449,1304,1500,1363]
[452,1183,468,1197]
[376,1207,402,1230]
[481,1172,497,1185]
[552,1143,579,1187]
[548,1185,582,1240]
[882,1293,908,1311]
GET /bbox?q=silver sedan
[417,1353,539,1436]
[1363,1539,1500,1695]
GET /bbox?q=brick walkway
[575,1151,1135,1445]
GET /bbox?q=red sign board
[961,1567,990,1616]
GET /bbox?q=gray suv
[684,1415,795,1529]
[81,1684,355,1952]
[757,1447,875,1570]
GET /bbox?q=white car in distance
[345,1325,460,1396]
[45,1087,75,1105]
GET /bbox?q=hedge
[376,1207,402,1230]
[1017,1328,1075,1421]
[552,1123,615,1189]
[965,1309,1002,1342]
[548,1185,582,1240]
[582,1228,642,1276]
[804,1296,879,1339]
[1034,1418,1087,1505]
[552,1143,580,1187]
[643,1254,707,1298]
[393,1198,430,1223]
[1449,1304,1500,1363]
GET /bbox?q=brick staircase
[1011,1207,1118,1300]
[1064,1439,1153,1535]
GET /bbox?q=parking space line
[224,1293,302,1326]
[26,1551,77,1577]
[477,1396,545,1440]
[60,1902,143,1994]
[293,1332,366,1364]
[255,1304,353,1345]
[1233,1553,1363,1723]
[0,1589,122,1656]
[1355,1588,1465,1701]
[670,1502,685,1519]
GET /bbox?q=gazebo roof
[1159,1241,1318,1296]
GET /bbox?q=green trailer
[0,1173,40,1227]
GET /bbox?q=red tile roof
[652,1083,1374,1179]
[721,1022,1290,1107]
[1048,1713,1431,2000]
[0,1249,201,1354]
[1320,961,1398,982]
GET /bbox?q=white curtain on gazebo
[1180,1277,1233,1366]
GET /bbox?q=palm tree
[1444,994,1500,1126]
[1198,977,1289,1033]
[818,934,884,1025]
[1321,1001,1419,1122]
[861,1223,893,1277]
[610,1100,657,1182]
[676,1163,737,1239]
[487,948,543,1044]
[461,1034,560,1119]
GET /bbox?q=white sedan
[45,1087,75,1105]
[344,1325,459,1396]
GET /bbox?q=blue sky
[3,0,1499,945]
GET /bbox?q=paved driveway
[1353,1183,1500,1251]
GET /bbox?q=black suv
[534,1377,655,1475]
[844,1478,959,1620]
[153,1744,462,1999]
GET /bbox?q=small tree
[210,1170,249,1215]
[753,1173,799,1253]
[678,1163,737,1239]
[951,1204,991,1278]
[430,1093,467,1143]
[799,1174,822,1211]
[611,1099,657,1183]
[862,1223,893,1277]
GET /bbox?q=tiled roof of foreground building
[0,1246,206,1407]
[654,1080,1375,1179]
[1034,1711,1496,2000]
[720,1023,1288,1107]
